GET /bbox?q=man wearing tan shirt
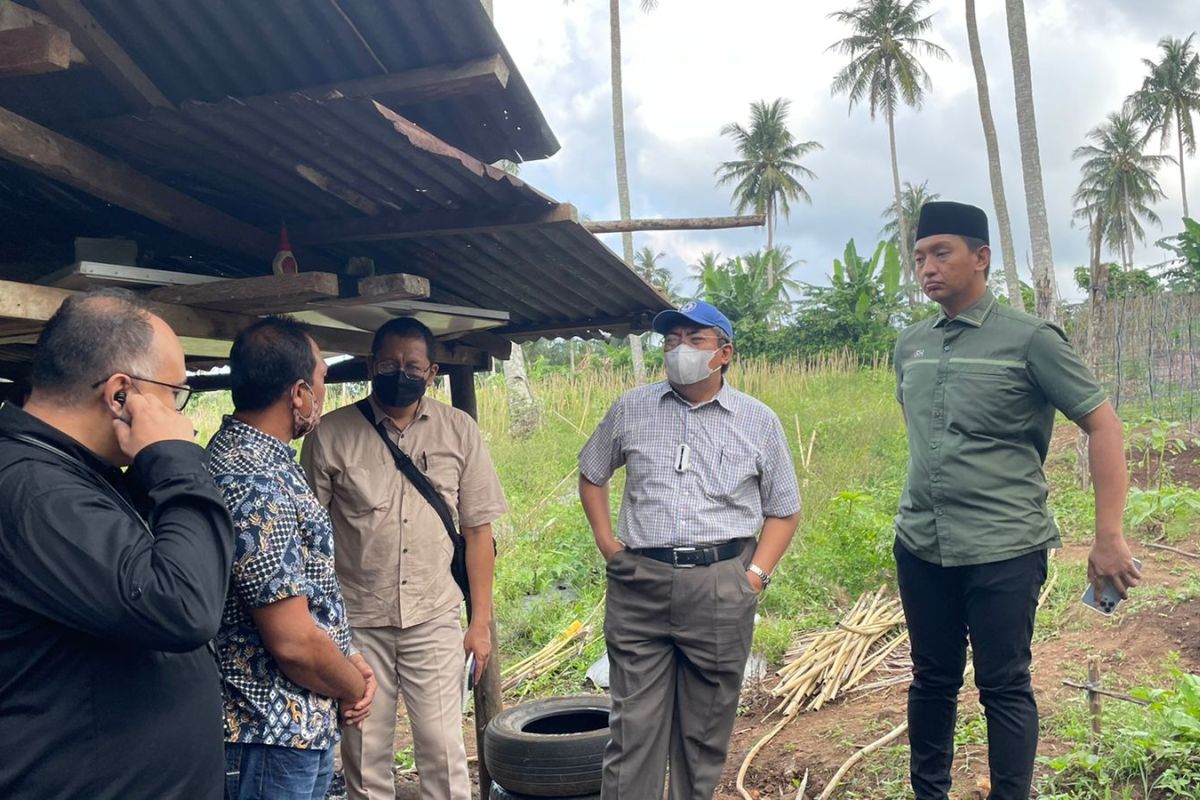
[301,317,506,800]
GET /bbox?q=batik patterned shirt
[208,418,353,750]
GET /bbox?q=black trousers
[894,539,1048,800]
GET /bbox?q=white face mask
[664,343,719,386]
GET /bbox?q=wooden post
[1088,657,1102,745]
[446,365,501,800]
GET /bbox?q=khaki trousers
[341,608,469,800]
[601,543,758,800]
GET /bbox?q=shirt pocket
[332,465,394,516]
[705,447,757,501]
[946,363,1030,434]
[422,454,462,526]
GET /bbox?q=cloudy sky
[494,0,1198,302]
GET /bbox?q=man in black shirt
[0,289,235,799]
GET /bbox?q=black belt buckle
[672,546,698,568]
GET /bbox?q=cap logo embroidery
[680,301,697,312]
[913,349,925,358]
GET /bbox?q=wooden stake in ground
[1088,657,1102,743]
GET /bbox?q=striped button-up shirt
[579,380,801,548]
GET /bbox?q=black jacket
[0,404,234,799]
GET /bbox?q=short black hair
[963,235,990,279]
[229,316,317,412]
[31,288,156,400]
[372,317,437,363]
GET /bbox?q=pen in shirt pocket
[421,452,428,471]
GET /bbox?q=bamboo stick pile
[500,601,603,692]
[769,586,909,717]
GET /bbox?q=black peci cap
[915,201,989,245]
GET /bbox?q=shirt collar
[934,289,997,329]
[220,416,296,463]
[0,402,123,481]
[658,379,738,412]
[369,393,431,431]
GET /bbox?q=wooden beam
[36,0,170,110]
[143,272,342,314]
[253,54,510,107]
[0,22,70,76]
[497,314,656,340]
[290,203,577,245]
[584,214,765,234]
[186,343,491,392]
[0,0,84,64]
[0,277,375,357]
[0,104,276,259]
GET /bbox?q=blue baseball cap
[652,300,733,341]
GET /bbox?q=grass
[184,356,1200,797]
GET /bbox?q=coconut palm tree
[879,180,939,250]
[609,0,657,383]
[716,99,822,253]
[829,0,948,289]
[564,0,659,382]
[1127,34,1200,219]
[1005,0,1059,321]
[965,0,1024,311]
[634,246,676,296]
[1072,111,1175,270]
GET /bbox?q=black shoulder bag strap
[355,399,476,610]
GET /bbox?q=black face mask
[373,372,427,409]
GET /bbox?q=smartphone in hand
[1082,559,1142,615]
[462,653,477,712]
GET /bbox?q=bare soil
[363,423,1200,799]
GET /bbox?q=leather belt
[631,538,749,568]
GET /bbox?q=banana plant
[830,239,901,322]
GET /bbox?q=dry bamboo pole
[795,770,809,800]
[814,721,908,800]
[735,717,791,800]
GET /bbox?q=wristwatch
[747,563,771,588]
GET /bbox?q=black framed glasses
[375,361,432,381]
[91,375,194,411]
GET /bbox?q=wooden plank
[0,277,374,357]
[0,0,84,64]
[144,272,342,314]
[584,214,765,234]
[290,203,577,245]
[36,0,170,109]
[356,272,430,302]
[0,104,276,259]
[253,54,510,107]
[0,22,69,76]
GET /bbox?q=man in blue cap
[579,301,801,800]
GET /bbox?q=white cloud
[497,0,1199,303]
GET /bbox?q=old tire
[489,784,600,800]
[484,695,611,797]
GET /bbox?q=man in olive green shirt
[893,201,1141,800]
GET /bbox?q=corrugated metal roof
[1,0,556,164]
[1,93,668,338]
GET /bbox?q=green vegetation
[1038,668,1200,798]
[187,358,1200,796]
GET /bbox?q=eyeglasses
[663,333,727,350]
[91,375,194,411]
[375,361,431,381]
